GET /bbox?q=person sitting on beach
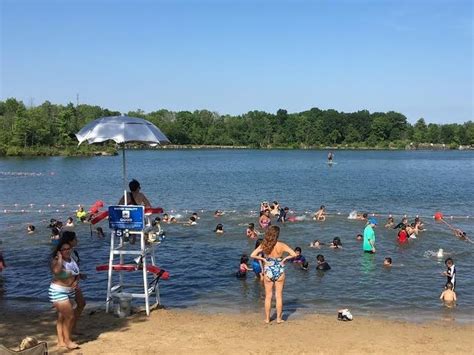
[214,210,224,217]
[259,210,272,229]
[236,254,251,279]
[250,226,297,324]
[316,254,331,271]
[118,179,152,207]
[442,258,456,290]
[214,223,224,234]
[309,240,323,248]
[355,233,363,241]
[397,225,409,244]
[27,224,36,234]
[277,207,290,223]
[384,216,394,228]
[313,205,326,221]
[328,237,342,249]
[246,223,259,239]
[252,239,264,280]
[440,282,457,308]
[383,257,392,267]
[291,247,309,270]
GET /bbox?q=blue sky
[1,0,472,123]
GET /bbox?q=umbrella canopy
[76,115,170,145]
[76,115,170,204]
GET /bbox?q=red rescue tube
[95,264,169,280]
[145,207,164,214]
[90,211,109,225]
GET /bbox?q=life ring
[95,264,169,280]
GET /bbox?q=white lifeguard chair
[99,205,168,316]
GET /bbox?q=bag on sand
[337,309,353,321]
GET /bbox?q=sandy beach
[1,306,473,355]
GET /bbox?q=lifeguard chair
[96,206,169,316]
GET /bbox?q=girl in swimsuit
[250,226,297,324]
[49,240,81,350]
[259,210,271,229]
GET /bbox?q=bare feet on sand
[59,342,79,350]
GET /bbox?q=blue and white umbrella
[76,115,170,203]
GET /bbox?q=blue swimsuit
[264,257,284,282]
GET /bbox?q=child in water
[236,254,251,278]
[316,254,331,271]
[383,257,392,267]
[246,223,258,239]
[252,239,264,279]
[442,258,456,290]
[384,215,394,228]
[291,247,309,270]
[309,240,323,248]
[27,224,36,234]
[329,237,342,249]
[214,223,224,234]
[440,282,457,308]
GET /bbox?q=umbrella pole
[123,144,127,205]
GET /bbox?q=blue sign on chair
[108,205,144,230]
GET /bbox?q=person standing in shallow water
[250,226,297,324]
[363,218,377,254]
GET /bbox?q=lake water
[0,150,473,322]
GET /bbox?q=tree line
[0,98,472,156]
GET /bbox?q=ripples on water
[0,150,473,322]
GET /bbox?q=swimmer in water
[309,240,323,248]
[383,257,392,267]
[162,214,170,223]
[313,205,326,222]
[291,247,309,270]
[259,210,272,229]
[27,224,36,235]
[355,233,363,241]
[214,223,224,234]
[440,282,456,308]
[328,237,342,249]
[316,254,331,271]
[384,216,394,228]
[236,254,251,279]
[246,223,259,239]
[214,210,224,217]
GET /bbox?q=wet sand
[1,306,473,354]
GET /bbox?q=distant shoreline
[0,143,472,157]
